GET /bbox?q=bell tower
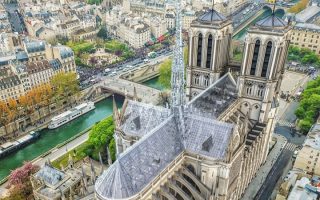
[238,13,291,123]
[186,8,233,100]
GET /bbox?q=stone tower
[238,14,291,123]
[186,8,233,100]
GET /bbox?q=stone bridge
[91,77,162,104]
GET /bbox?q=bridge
[89,77,162,105]
[233,4,287,37]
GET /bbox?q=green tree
[158,59,172,89]
[88,116,114,148]
[51,72,79,101]
[97,27,108,40]
[109,138,116,162]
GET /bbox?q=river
[233,8,285,41]
[0,78,163,181]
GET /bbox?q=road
[254,143,294,200]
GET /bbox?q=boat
[0,131,40,159]
[48,101,95,129]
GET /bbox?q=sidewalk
[0,131,89,196]
[241,134,287,200]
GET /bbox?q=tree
[109,138,116,162]
[51,72,79,101]
[97,27,108,40]
[158,59,172,89]
[5,162,39,200]
[88,116,114,148]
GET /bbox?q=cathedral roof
[120,100,171,137]
[95,73,237,200]
[188,73,238,119]
[196,9,227,24]
[96,117,184,199]
[255,15,287,29]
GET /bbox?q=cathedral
[94,0,291,199]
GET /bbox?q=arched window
[197,33,203,67]
[250,40,260,75]
[206,34,213,68]
[261,41,272,77]
[193,73,200,85]
[204,75,210,86]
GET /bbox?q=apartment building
[119,19,150,48]
[293,128,320,176]
[0,37,76,102]
[291,23,320,54]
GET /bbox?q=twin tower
[186,9,291,123]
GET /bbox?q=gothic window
[204,75,210,86]
[193,73,200,85]
[197,33,203,67]
[206,34,213,68]
[250,40,260,75]
[261,41,272,77]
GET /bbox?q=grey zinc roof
[49,59,62,71]
[96,116,183,199]
[120,100,171,137]
[197,9,227,23]
[188,73,238,119]
[255,15,287,29]
[34,164,65,186]
[25,41,46,53]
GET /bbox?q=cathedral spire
[171,0,185,108]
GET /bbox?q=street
[254,144,295,200]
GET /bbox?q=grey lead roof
[120,100,171,137]
[255,15,287,29]
[188,73,238,119]
[96,117,183,199]
[184,114,234,159]
[95,74,237,200]
[34,164,65,186]
[197,9,227,23]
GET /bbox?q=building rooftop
[95,73,236,200]
[188,73,238,119]
[287,177,318,200]
[196,8,227,24]
[294,23,320,31]
[256,15,287,29]
[296,5,320,23]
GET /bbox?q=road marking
[275,116,295,127]
[284,143,297,152]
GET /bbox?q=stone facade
[95,8,292,200]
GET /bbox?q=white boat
[48,101,95,129]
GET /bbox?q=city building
[0,37,76,102]
[31,157,99,200]
[95,4,291,200]
[291,23,320,54]
[118,18,151,48]
[295,1,320,23]
[293,123,320,176]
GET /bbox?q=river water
[0,77,163,181]
[233,8,285,41]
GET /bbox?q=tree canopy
[88,116,114,148]
[295,77,320,133]
[51,72,79,100]
[158,59,172,89]
[288,0,309,13]
[288,45,320,67]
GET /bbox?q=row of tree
[288,45,320,67]
[288,0,309,13]
[295,77,320,133]
[0,73,79,134]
